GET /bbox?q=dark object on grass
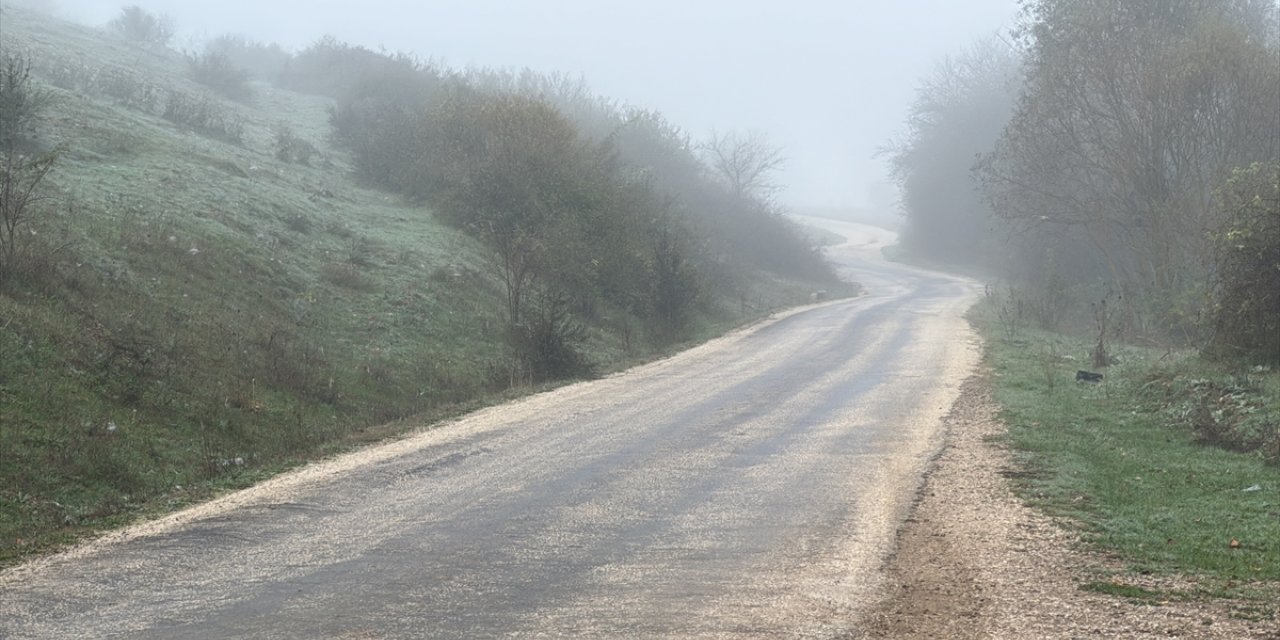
[1076,370,1104,383]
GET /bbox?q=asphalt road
[0,221,980,639]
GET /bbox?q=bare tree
[0,149,58,282]
[701,129,785,201]
[979,0,1280,338]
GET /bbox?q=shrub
[108,6,175,46]
[259,328,332,401]
[1207,163,1280,364]
[509,289,593,383]
[283,211,312,234]
[162,91,244,144]
[647,216,700,341]
[35,53,166,114]
[205,35,291,83]
[273,123,317,166]
[295,37,441,189]
[324,59,838,353]
[0,50,49,149]
[329,95,424,191]
[186,51,252,101]
[321,262,375,291]
[95,67,165,112]
[345,235,374,267]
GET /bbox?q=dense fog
[18,0,1020,211]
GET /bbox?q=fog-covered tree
[701,129,785,202]
[185,51,252,101]
[205,35,292,83]
[0,50,56,285]
[448,66,833,285]
[980,0,1280,337]
[888,37,1021,267]
[432,93,585,326]
[0,51,49,149]
[108,5,174,46]
[1206,162,1280,363]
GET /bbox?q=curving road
[0,220,980,639]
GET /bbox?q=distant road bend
[0,220,981,639]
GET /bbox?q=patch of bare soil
[856,372,1279,640]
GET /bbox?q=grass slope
[0,6,839,564]
[973,298,1279,610]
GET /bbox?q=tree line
[250,36,835,380]
[80,11,837,365]
[890,0,1280,363]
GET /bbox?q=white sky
[43,1,1021,209]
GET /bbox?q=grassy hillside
[0,6,843,564]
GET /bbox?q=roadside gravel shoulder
[857,372,1279,640]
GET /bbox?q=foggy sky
[43,1,1020,210]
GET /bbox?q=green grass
[0,6,848,567]
[1080,581,1169,601]
[973,299,1280,604]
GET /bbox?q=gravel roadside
[855,372,1279,640]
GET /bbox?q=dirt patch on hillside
[855,373,1279,639]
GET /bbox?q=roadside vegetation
[976,299,1278,597]
[0,4,847,565]
[888,0,1280,610]
[890,0,1279,361]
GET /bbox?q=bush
[280,36,437,101]
[186,51,252,101]
[162,91,244,144]
[0,50,49,149]
[283,211,312,234]
[296,37,441,189]
[329,95,426,191]
[40,60,164,114]
[648,216,700,341]
[94,67,165,112]
[1184,378,1280,460]
[273,123,317,166]
[321,261,375,291]
[1207,163,1280,364]
[108,6,175,46]
[205,35,291,83]
[509,290,593,383]
[323,55,838,355]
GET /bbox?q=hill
[0,4,848,563]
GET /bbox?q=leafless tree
[980,0,1280,321]
[0,149,58,282]
[701,129,785,201]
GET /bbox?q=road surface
[0,220,980,639]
